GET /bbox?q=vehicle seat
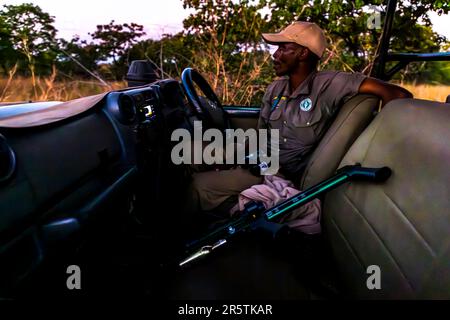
[323,98,450,299]
[170,94,381,299]
[299,94,379,190]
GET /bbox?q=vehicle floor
[13,212,344,300]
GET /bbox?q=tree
[182,0,273,105]
[127,33,196,79]
[0,3,57,98]
[264,0,450,77]
[0,15,16,74]
[57,36,104,78]
[181,0,450,103]
[90,20,146,79]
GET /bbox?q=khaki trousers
[185,166,263,214]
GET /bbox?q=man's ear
[296,47,309,61]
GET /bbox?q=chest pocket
[290,98,324,128]
[261,97,285,123]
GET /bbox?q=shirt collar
[286,71,317,99]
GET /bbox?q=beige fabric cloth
[230,175,321,234]
[0,84,155,128]
[0,93,108,128]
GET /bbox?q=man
[185,21,412,215]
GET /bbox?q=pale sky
[2,0,450,41]
[2,0,192,40]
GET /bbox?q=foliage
[265,0,449,73]
[89,20,146,79]
[56,36,104,78]
[182,0,274,104]
[0,15,16,73]
[1,1,450,103]
[126,33,196,78]
[0,3,58,98]
[0,3,57,74]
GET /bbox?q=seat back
[323,98,450,299]
[299,94,379,190]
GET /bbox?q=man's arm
[359,77,413,107]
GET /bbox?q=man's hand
[359,77,413,107]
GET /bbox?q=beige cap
[262,21,327,58]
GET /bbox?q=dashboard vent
[118,93,137,124]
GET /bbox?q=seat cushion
[299,94,379,190]
[323,98,450,299]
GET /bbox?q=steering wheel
[181,68,230,131]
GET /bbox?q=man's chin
[274,69,286,77]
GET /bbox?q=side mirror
[125,60,160,87]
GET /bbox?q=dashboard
[0,79,189,296]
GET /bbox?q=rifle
[179,165,391,268]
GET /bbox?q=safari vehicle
[0,0,449,299]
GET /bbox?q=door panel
[224,106,260,130]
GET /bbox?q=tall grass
[0,76,126,103]
[402,84,449,103]
[1,75,449,104]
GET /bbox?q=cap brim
[262,33,294,44]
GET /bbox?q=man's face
[272,42,304,76]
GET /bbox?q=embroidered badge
[271,96,286,110]
[299,98,313,112]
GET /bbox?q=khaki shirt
[258,70,367,179]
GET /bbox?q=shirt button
[306,122,310,126]
[283,120,287,125]
[283,138,287,143]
